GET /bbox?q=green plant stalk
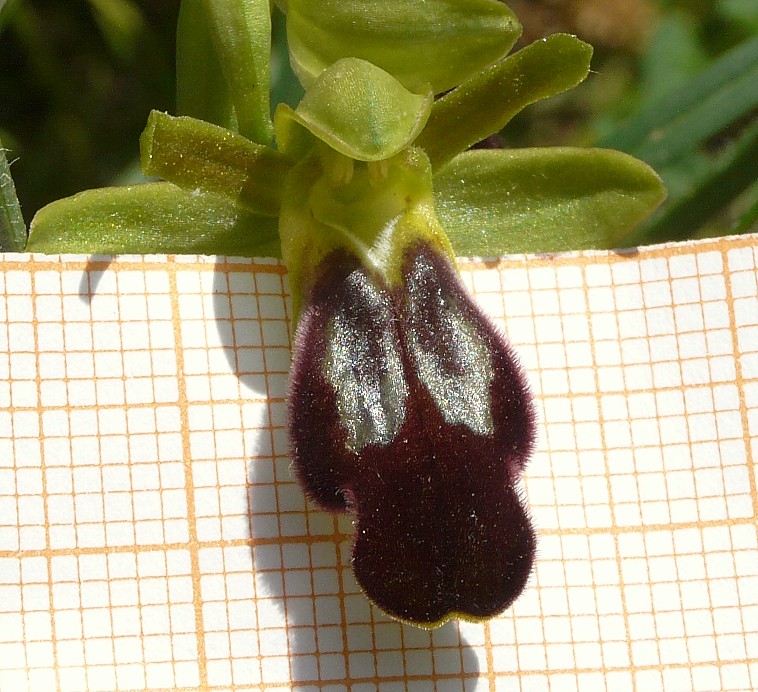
[6,1,76,112]
[0,0,14,26]
[417,34,593,170]
[631,64,758,169]
[202,0,274,144]
[732,182,758,235]
[176,0,237,129]
[87,0,145,60]
[0,139,26,252]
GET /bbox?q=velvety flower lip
[288,239,536,627]
[289,248,409,511]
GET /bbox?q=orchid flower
[24,0,666,627]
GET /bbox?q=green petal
[434,148,667,255]
[140,111,291,217]
[274,58,433,161]
[202,0,274,144]
[417,34,593,169]
[1,137,27,252]
[27,182,281,257]
[283,0,521,94]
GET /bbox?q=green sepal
[176,0,238,130]
[417,34,593,169]
[1,138,27,252]
[202,0,274,145]
[27,182,281,257]
[275,58,433,162]
[434,148,667,255]
[283,0,521,94]
[140,110,291,217]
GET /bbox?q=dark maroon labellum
[288,241,536,627]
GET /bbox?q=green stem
[632,65,758,169]
[0,138,27,251]
[732,182,758,235]
[176,0,237,129]
[202,0,274,144]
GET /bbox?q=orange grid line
[0,230,751,276]
[29,255,63,690]
[167,261,208,687]
[2,513,757,563]
[722,247,758,522]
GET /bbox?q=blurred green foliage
[505,0,758,242]
[1,0,756,242]
[0,0,179,221]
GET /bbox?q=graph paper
[1,233,756,691]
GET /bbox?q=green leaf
[27,182,281,257]
[433,148,666,255]
[87,0,145,60]
[598,34,758,169]
[638,13,708,106]
[621,119,758,246]
[202,0,274,144]
[732,181,758,235]
[275,58,433,161]
[140,110,291,216]
[417,34,593,169]
[0,139,27,252]
[717,0,758,31]
[283,0,521,94]
[176,0,238,130]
